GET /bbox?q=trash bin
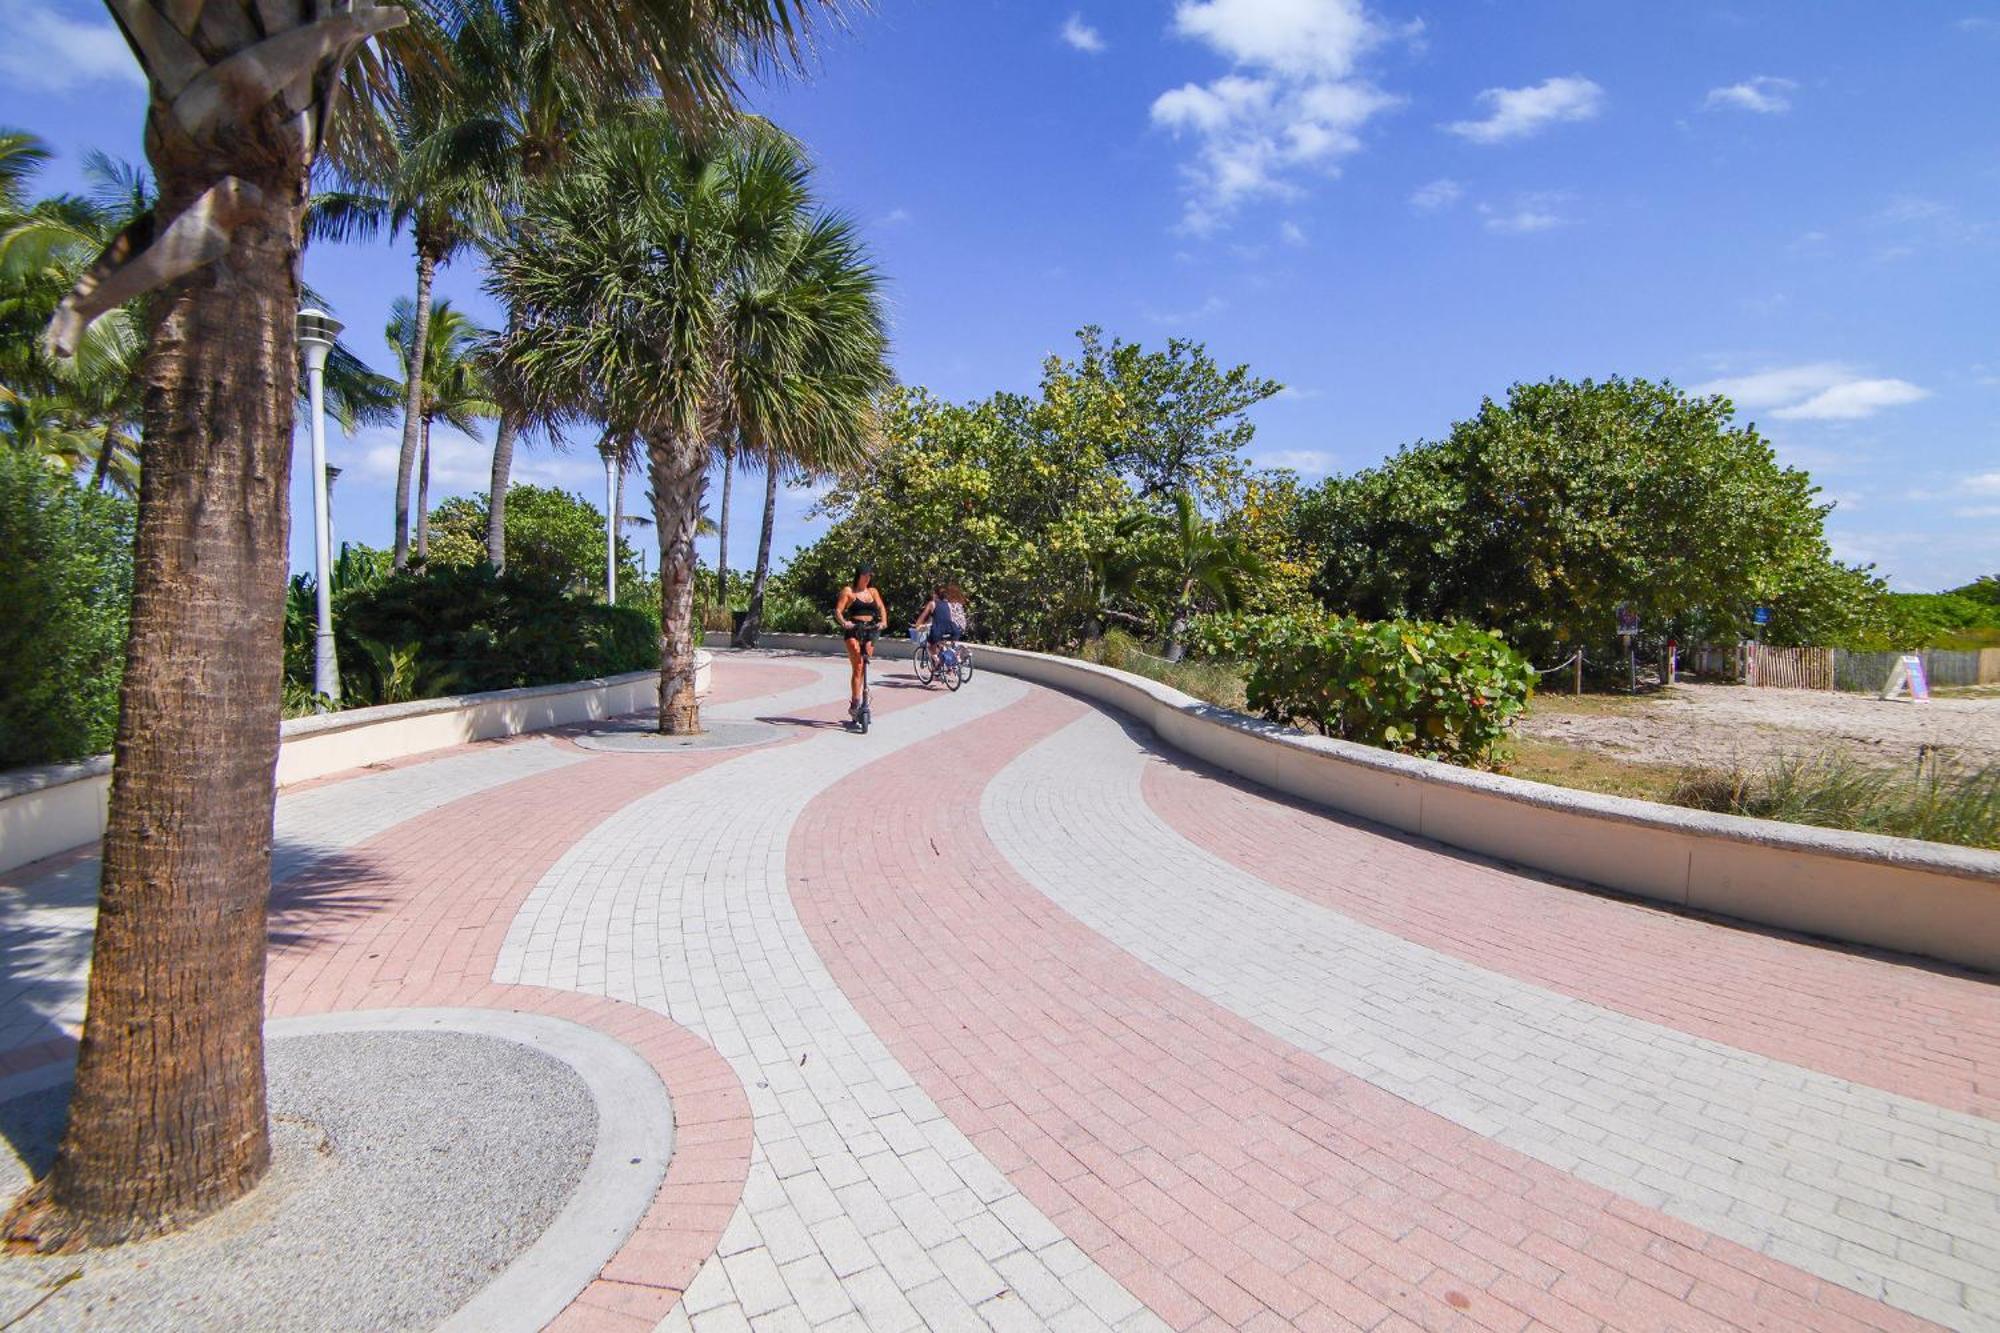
[731,610,748,637]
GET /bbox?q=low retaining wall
[0,656,707,875]
[736,634,2000,973]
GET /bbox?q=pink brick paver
[1142,756,2000,1120]
[790,688,1940,1333]
[10,654,1997,1331]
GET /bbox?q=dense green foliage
[786,330,1303,649]
[0,446,134,765]
[1874,584,2000,651]
[427,484,639,594]
[330,564,657,701]
[1195,612,1535,765]
[1299,377,1890,663]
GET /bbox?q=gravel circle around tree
[0,1031,596,1332]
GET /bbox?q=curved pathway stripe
[799,687,1947,1332]
[984,706,1996,1328]
[1143,752,2000,1120]
[499,665,1168,1333]
[5,654,1999,1332]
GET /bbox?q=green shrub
[1671,751,2000,850]
[1193,612,1534,765]
[761,588,834,634]
[323,563,657,705]
[0,450,134,767]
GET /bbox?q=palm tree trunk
[715,449,732,616]
[649,431,707,733]
[737,454,781,648]
[486,410,518,569]
[5,151,301,1251]
[1163,579,1197,662]
[602,444,618,604]
[415,416,431,562]
[391,249,436,570]
[91,432,116,491]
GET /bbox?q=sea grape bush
[1193,612,1534,766]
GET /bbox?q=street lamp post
[297,308,342,708]
[604,450,619,606]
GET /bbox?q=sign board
[1615,604,1640,637]
[1752,606,1772,626]
[1880,653,1931,703]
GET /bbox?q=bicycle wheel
[958,647,974,683]
[914,643,934,684]
[943,648,963,691]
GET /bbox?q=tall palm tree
[493,113,887,728]
[386,298,497,560]
[312,31,511,571]
[14,0,851,1253]
[730,213,891,646]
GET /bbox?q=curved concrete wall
[733,634,2000,973]
[0,656,708,875]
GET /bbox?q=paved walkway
[2,650,1998,1332]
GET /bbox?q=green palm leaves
[488,110,889,729]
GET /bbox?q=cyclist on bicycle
[835,565,887,719]
[913,582,969,674]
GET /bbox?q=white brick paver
[981,708,2000,1328]
[496,662,1165,1333]
[0,739,582,1050]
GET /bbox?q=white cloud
[0,0,143,92]
[1408,178,1462,211]
[1142,293,1228,325]
[1703,76,1796,114]
[1954,505,2000,518]
[1444,75,1604,144]
[1279,220,1308,246]
[1258,448,1334,474]
[878,207,913,226]
[1959,471,2000,495]
[1152,0,1407,233]
[1693,363,1930,421]
[1061,13,1106,53]
[1478,192,1572,234]
[1771,379,1928,420]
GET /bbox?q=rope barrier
[1534,649,1585,676]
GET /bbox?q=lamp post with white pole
[297,308,342,708]
[604,449,619,605]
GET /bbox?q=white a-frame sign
[1880,654,1931,702]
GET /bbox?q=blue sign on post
[1752,606,1772,626]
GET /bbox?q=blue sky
[4,0,1996,590]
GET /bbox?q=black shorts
[845,626,879,645]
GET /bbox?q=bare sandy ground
[1519,682,2000,772]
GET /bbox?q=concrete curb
[720,635,2000,973]
[0,656,710,875]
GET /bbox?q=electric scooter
[849,629,874,733]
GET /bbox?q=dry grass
[1501,738,1687,802]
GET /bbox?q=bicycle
[912,632,973,691]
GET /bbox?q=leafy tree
[0,446,133,767]
[17,0,850,1253]
[427,484,639,593]
[788,386,1136,648]
[1043,325,1281,505]
[1300,377,1888,664]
